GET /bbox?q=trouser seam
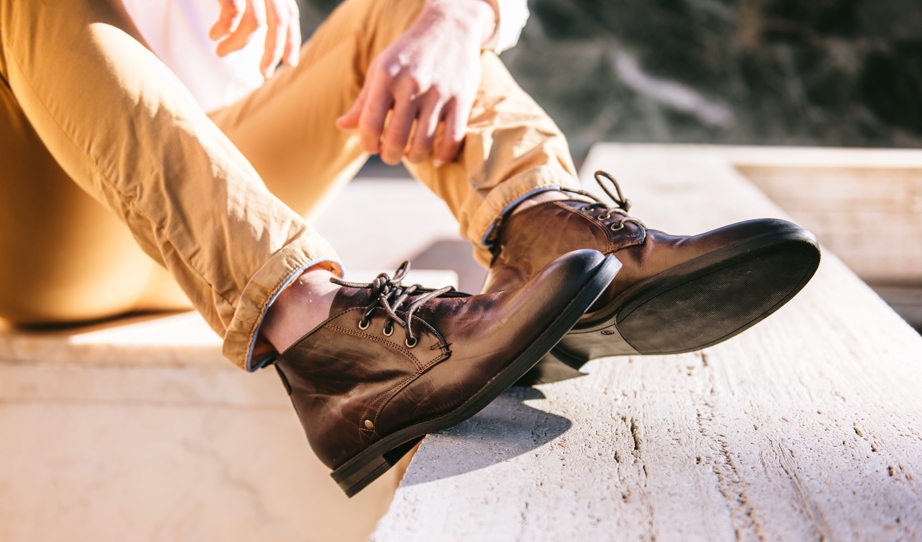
[7,50,237,312]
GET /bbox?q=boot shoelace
[569,170,646,232]
[331,261,467,348]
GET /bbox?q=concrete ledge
[371,145,922,541]
[0,177,464,542]
[0,271,456,542]
[0,311,407,542]
[722,145,922,284]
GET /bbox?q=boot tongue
[329,286,373,317]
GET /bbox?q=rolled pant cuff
[222,241,342,372]
[469,165,579,266]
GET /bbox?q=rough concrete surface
[371,145,922,541]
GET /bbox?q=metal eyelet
[598,213,611,221]
[383,324,394,336]
[405,337,418,348]
[609,222,625,232]
[358,319,370,330]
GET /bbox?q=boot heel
[515,348,587,386]
[331,437,424,497]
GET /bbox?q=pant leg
[210,0,579,269]
[0,0,339,371]
[206,0,403,219]
[0,81,193,324]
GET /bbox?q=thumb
[210,0,245,41]
[336,87,367,130]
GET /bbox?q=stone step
[371,144,922,541]
[0,176,465,542]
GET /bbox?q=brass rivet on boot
[364,420,374,430]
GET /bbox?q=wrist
[424,0,497,47]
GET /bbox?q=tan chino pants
[0,0,579,370]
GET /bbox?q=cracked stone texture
[368,144,922,542]
[297,0,922,160]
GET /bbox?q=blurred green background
[296,0,922,162]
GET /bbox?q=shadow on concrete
[408,239,488,293]
[400,387,573,486]
[9,309,192,333]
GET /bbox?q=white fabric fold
[123,0,530,111]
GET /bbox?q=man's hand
[336,0,497,166]
[209,0,301,78]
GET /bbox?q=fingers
[259,0,287,77]
[211,0,298,76]
[210,0,246,41]
[380,99,418,165]
[283,0,301,68]
[433,100,467,166]
[356,72,395,155]
[336,90,366,130]
[335,56,468,165]
[216,0,266,58]
[406,96,441,164]
[340,81,466,165]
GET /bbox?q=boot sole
[551,223,820,367]
[330,254,621,497]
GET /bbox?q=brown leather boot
[483,171,821,382]
[274,250,619,496]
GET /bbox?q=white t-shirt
[122,0,529,112]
